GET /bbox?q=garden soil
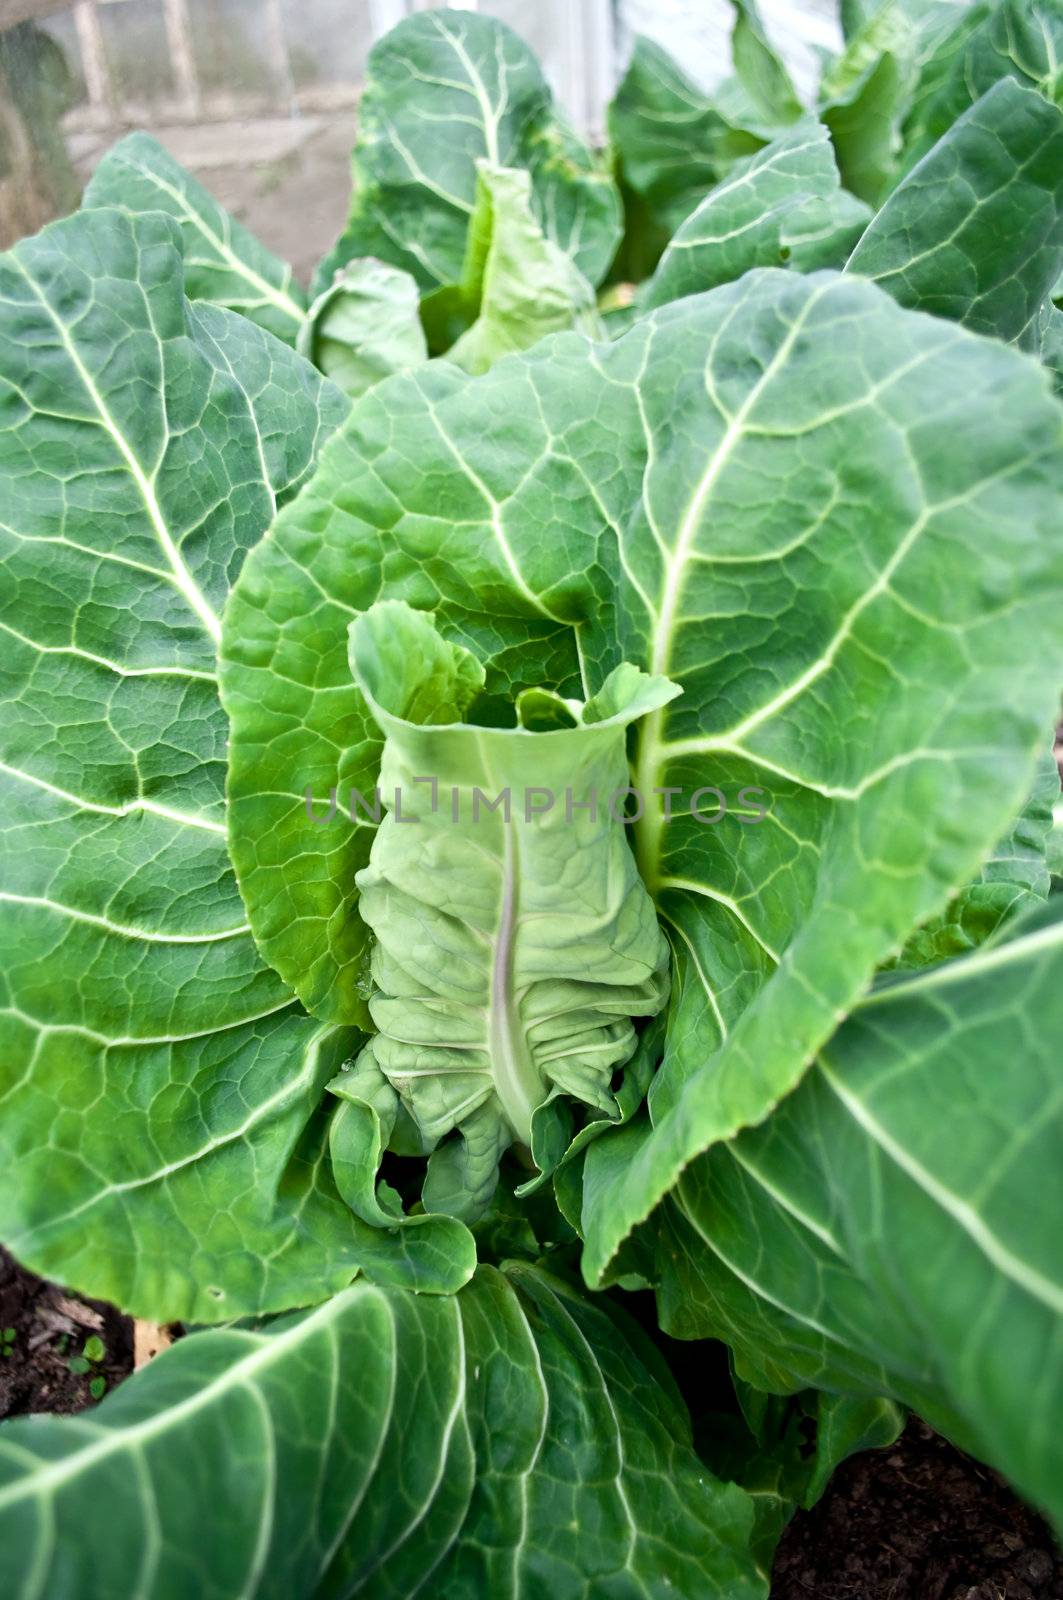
[1,1248,1058,1597]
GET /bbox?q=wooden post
[73,0,112,121]
[162,0,199,117]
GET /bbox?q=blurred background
[0,0,841,275]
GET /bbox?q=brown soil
[773,1418,1062,1600]
[0,1246,133,1418]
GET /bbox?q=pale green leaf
[299,258,428,400]
[445,163,602,375]
[818,0,919,203]
[729,0,803,127]
[344,601,674,1217]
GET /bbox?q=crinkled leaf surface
[341,602,674,1220]
[641,119,864,311]
[0,207,361,1323]
[650,901,1063,1534]
[299,258,428,400]
[83,132,306,346]
[0,1263,766,1600]
[223,270,1063,1277]
[317,9,620,297]
[444,162,602,375]
[848,78,1063,347]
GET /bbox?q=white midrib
[818,1058,1063,1317]
[118,153,304,327]
[436,15,502,165]
[633,287,824,886]
[488,814,539,1148]
[0,1286,371,1514]
[12,257,222,643]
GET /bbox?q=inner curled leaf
[336,601,678,1222]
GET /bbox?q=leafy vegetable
[83,131,306,346]
[847,77,1063,346]
[318,9,621,296]
[887,748,1059,970]
[817,0,921,203]
[650,901,1063,1531]
[222,270,1063,1291]
[0,206,362,1322]
[425,161,602,374]
[299,258,428,401]
[339,601,674,1223]
[640,119,869,311]
[901,0,1063,169]
[4,6,1063,1584]
[0,1263,767,1600]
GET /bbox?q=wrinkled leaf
[222,270,1063,1281]
[0,1264,767,1600]
[0,207,360,1323]
[443,163,602,374]
[343,602,674,1219]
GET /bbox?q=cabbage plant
[1,5,1063,1597]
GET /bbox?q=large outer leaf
[83,132,306,347]
[0,207,360,1323]
[222,269,1063,1265]
[651,902,1063,1533]
[640,119,865,311]
[0,1263,766,1600]
[318,10,620,296]
[848,78,1063,346]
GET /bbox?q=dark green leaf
[848,78,1063,346]
[83,132,306,346]
[0,206,361,1322]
